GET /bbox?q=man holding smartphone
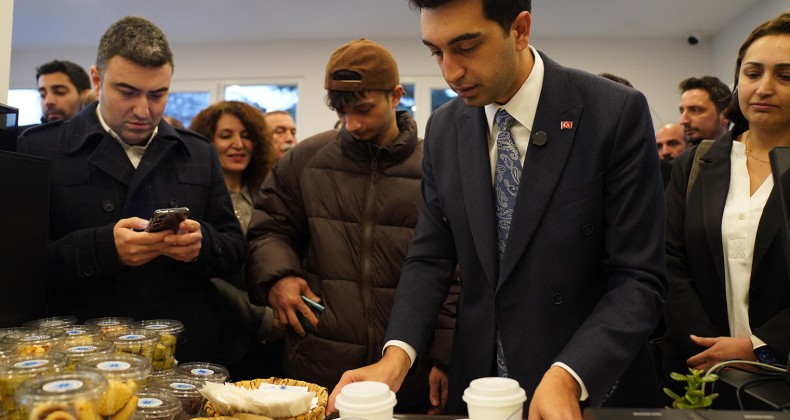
[17,17,246,363]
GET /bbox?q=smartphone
[144,207,190,233]
[298,295,324,333]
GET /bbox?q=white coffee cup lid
[463,377,527,407]
[335,381,396,413]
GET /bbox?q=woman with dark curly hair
[190,101,277,233]
[190,101,280,379]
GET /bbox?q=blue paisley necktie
[494,108,521,377]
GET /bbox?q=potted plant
[663,368,719,409]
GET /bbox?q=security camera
[686,32,701,46]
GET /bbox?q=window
[164,91,210,128]
[7,89,42,126]
[431,88,458,112]
[224,84,298,119]
[398,83,415,116]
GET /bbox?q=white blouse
[721,140,773,345]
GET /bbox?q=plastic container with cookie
[16,369,108,420]
[23,316,80,330]
[134,320,184,373]
[85,317,135,337]
[146,376,207,419]
[54,340,116,370]
[76,352,152,420]
[46,324,104,347]
[103,329,160,361]
[1,329,66,357]
[0,352,69,420]
[175,362,229,384]
[133,391,184,420]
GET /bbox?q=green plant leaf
[663,388,682,400]
[670,372,688,381]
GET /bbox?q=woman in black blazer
[663,12,790,387]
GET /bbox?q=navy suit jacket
[386,52,667,412]
[663,132,790,380]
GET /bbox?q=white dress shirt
[96,105,158,169]
[721,140,772,349]
[385,46,590,401]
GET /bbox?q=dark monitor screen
[0,103,19,152]
[769,146,790,281]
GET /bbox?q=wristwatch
[754,345,778,364]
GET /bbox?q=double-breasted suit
[663,132,790,381]
[386,52,667,413]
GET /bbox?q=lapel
[86,136,135,187]
[65,104,134,187]
[457,106,499,290]
[497,55,581,291]
[696,135,732,285]
[753,185,780,274]
[126,128,183,202]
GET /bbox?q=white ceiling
[11,0,763,50]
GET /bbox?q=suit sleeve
[384,113,459,356]
[554,91,667,405]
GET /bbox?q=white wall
[0,0,13,104]
[8,2,787,138]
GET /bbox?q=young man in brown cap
[246,38,455,414]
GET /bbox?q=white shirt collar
[96,105,158,168]
[484,45,544,133]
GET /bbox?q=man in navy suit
[328,0,667,417]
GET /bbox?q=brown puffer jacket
[247,112,454,412]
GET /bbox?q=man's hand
[327,346,411,414]
[268,276,321,337]
[427,366,449,415]
[161,218,203,262]
[687,335,755,371]
[114,217,170,266]
[528,365,582,420]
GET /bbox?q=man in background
[678,76,731,145]
[656,123,687,162]
[265,110,297,159]
[36,59,93,123]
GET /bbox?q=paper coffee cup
[463,377,526,420]
[334,381,396,420]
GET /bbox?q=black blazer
[386,52,667,413]
[663,131,790,379]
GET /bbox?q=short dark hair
[678,76,731,114]
[599,73,633,88]
[408,0,531,34]
[725,12,790,136]
[35,60,91,92]
[96,16,173,74]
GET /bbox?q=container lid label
[65,329,86,336]
[21,335,48,341]
[97,361,131,371]
[191,368,215,376]
[98,320,120,325]
[68,346,97,353]
[14,360,48,368]
[146,324,167,330]
[119,334,144,340]
[138,398,164,408]
[170,382,195,390]
[43,380,83,393]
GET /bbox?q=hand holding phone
[145,207,189,233]
[298,295,324,333]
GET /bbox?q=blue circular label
[119,334,144,340]
[68,346,97,353]
[43,380,83,393]
[14,360,48,368]
[97,361,131,371]
[139,398,164,407]
[66,329,86,336]
[170,382,195,390]
[191,368,215,376]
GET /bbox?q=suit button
[582,224,594,236]
[102,201,115,212]
[83,265,94,276]
[169,199,179,207]
[552,293,563,305]
[214,244,223,255]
